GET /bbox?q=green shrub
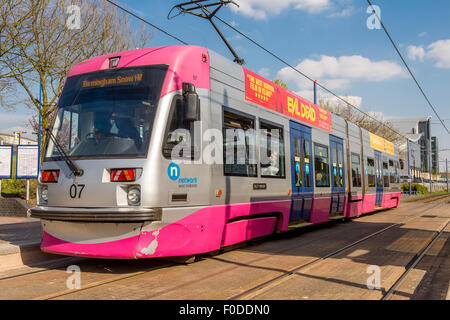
[401,183,429,195]
[1,178,37,199]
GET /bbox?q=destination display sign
[16,145,39,179]
[82,72,143,88]
[0,146,13,179]
[243,68,333,132]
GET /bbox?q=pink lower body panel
[41,231,139,259]
[382,192,401,209]
[135,200,291,258]
[310,197,331,224]
[41,200,291,259]
[345,194,363,218]
[222,217,278,247]
[362,193,376,214]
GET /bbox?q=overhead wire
[105,0,410,141]
[212,13,409,140]
[105,0,188,45]
[366,0,450,136]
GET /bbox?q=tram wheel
[170,255,197,264]
[208,249,221,256]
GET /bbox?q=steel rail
[382,219,450,300]
[229,195,449,300]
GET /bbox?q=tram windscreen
[45,65,167,159]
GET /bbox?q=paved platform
[390,223,450,300]
[0,216,62,271]
[0,217,41,254]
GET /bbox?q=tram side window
[57,110,80,152]
[383,162,390,187]
[303,138,312,187]
[367,158,376,187]
[389,160,396,184]
[399,159,404,170]
[163,95,200,160]
[351,153,362,187]
[314,144,330,187]
[260,121,285,178]
[395,161,400,183]
[223,110,257,177]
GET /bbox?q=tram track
[382,219,450,300]
[32,261,175,300]
[229,195,450,300]
[52,197,447,300]
[0,195,446,300]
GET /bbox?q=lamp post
[407,138,412,195]
[439,149,450,193]
[429,138,432,193]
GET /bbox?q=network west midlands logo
[168,163,198,188]
[168,163,181,181]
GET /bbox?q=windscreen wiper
[46,128,84,177]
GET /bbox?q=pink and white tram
[31,46,401,259]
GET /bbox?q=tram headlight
[40,186,48,203]
[127,186,141,206]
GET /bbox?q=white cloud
[418,32,427,38]
[295,90,315,102]
[407,39,450,69]
[277,55,406,92]
[427,39,450,69]
[2,126,35,140]
[0,112,35,138]
[327,7,354,18]
[326,95,363,108]
[365,111,385,121]
[407,45,426,62]
[230,0,331,19]
[258,68,270,78]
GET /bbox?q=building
[431,136,439,174]
[0,133,37,146]
[397,134,421,180]
[390,116,432,174]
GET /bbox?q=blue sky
[1,0,450,170]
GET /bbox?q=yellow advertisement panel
[384,140,395,155]
[369,133,385,152]
[369,133,395,155]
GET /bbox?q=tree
[0,0,152,152]
[273,78,289,90]
[318,95,403,144]
[0,0,36,108]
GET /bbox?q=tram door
[330,136,345,216]
[289,121,313,223]
[375,151,383,206]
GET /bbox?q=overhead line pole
[407,138,411,195]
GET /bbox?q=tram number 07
[69,184,85,199]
